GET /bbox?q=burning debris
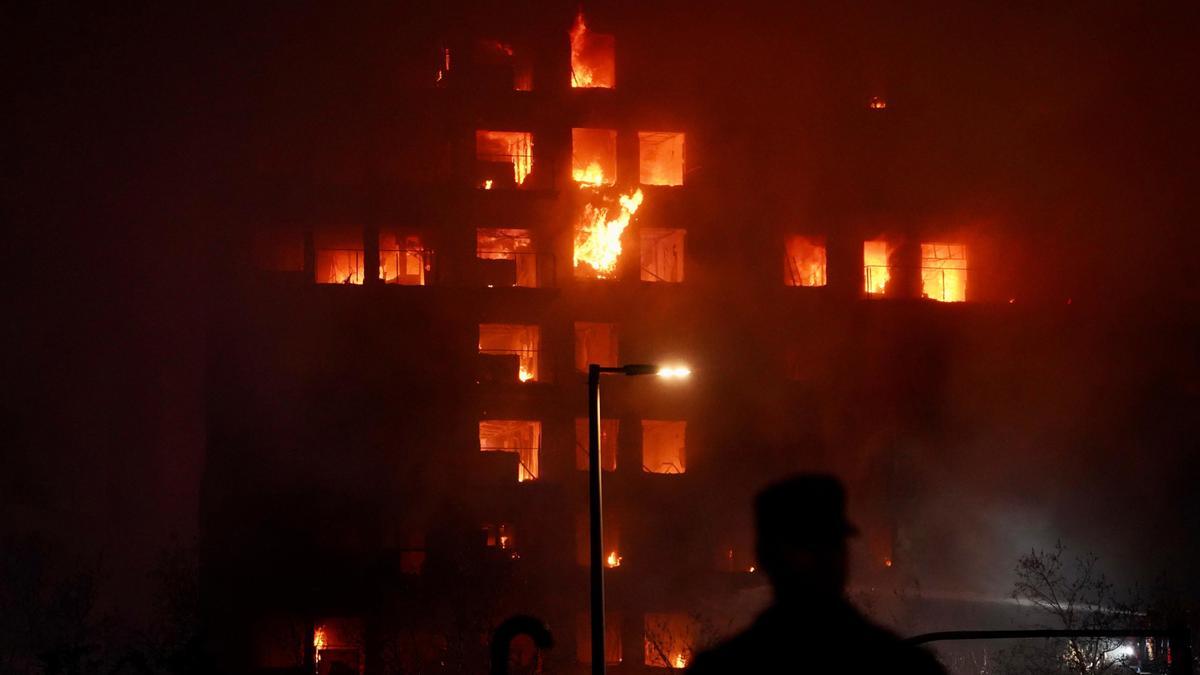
[573,187,645,278]
[379,233,428,285]
[572,128,618,187]
[570,11,615,88]
[478,323,540,382]
[476,130,533,188]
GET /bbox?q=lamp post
[587,363,690,675]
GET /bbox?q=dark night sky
[5,0,1200,628]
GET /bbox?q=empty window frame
[638,132,685,186]
[569,12,615,89]
[573,128,618,187]
[476,131,533,189]
[643,613,697,669]
[640,228,686,282]
[642,420,686,474]
[474,39,532,91]
[576,612,624,664]
[478,324,540,382]
[784,235,827,287]
[575,417,618,471]
[379,232,430,285]
[921,243,968,302]
[314,618,365,675]
[477,228,538,287]
[479,420,541,482]
[574,321,619,371]
[863,240,894,296]
[576,513,621,567]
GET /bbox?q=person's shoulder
[685,630,757,675]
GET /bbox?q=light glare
[657,366,691,379]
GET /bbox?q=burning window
[642,420,686,474]
[576,513,621,567]
[638,132,685,186]
[863,240,894,296]
[477,228,538,287]
[481,522,515,550]
[575,417,618,471]
[379,232,430,285]
[476,130,533,189]
[640,228,686,282]
[574,321,619,371]
[314,618,365,675]
[315,229,364,285]
[920,243,968,302]
[644,613,697,669]
[576,612,624,664]
[478,324,540,382]
[569,11,615,89]
[784,235,827,287]
[574,188,645,279]
[573,128,618,187]
[479,420,541,482]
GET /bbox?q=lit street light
[587,363,689,675]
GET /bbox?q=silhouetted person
[490,615,554,675]
[686,474,945,675]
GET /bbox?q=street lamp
[587,363,690,675]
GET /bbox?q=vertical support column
[588,364,607,675]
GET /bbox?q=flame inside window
[313,618,364,675]
[570,11,615,88]
[476,130,533,188]
[574,188,644,278]
[572,128,617,187]
[482,522,515,549]
[479,420,541,482]
[644,613,697,669]
[920,243,968,302]
[863,240,893,295]
[640,228,686,283]
[315,229,365,285]
[477,228,538,287]
[478,324,539,382]
[575,417,618,471]
[638,132,685,186]
[576,513,620,566]
[576,611,624,664]
[784,235,827,287]
[379,233,428,285]
[642,420,686,474]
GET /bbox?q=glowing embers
[481,522,515,550]
[640,228,686,282]
[576,612,624,664]
[639,132,685,186]
[475,130,533,189]
[313,618,364,675]
[921,243,968,302]
[576,513,620,567]
[572,128,617,187]
[784,235,827,287]
[479,420,541,482]
[573,188,645,279]
[863,240,894,296]
[642,420,685,474]
[574,321,619,371]
[570,11,615,88]
[644,613,697,669]
[477,228,538,287]
[575,417,618,471]
[478,324,540,382]
[379,233,429,285]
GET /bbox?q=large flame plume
[573,188,644,278]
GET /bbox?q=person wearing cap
[686,474,945,675]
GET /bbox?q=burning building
[197,3,1157,674]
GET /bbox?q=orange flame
[574,188,644,278]
[570,11,614,88]
[674,654,687,669]
[313,625,327,664]
[864,240,892,295]
[606,551,622,568]
[573,161,607,188]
